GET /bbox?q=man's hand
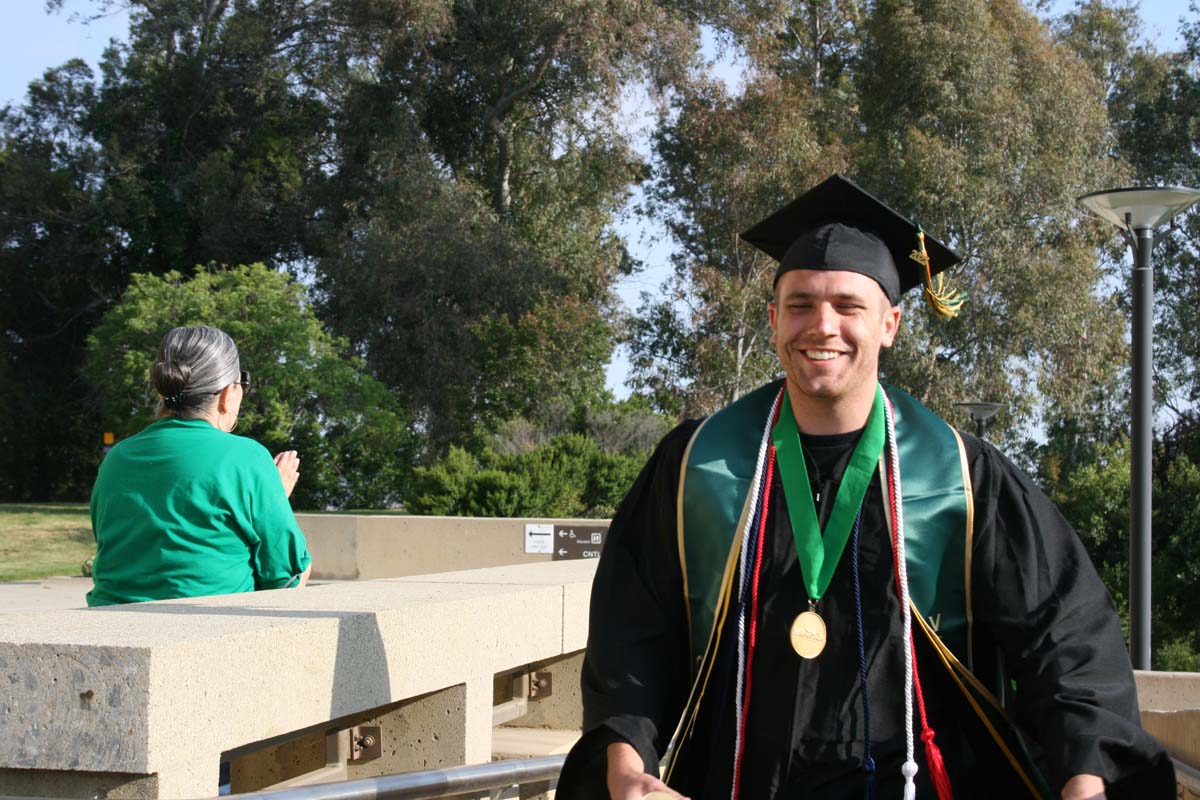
[605,742,688,800]
[1061,774,1105,800]
[274,450,300,498]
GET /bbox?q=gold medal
[789,609,827,659]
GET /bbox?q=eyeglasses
[214,370,251,395]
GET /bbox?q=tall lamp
[1077,186,1200,670]
[954,401,1005,439]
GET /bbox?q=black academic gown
[556,419,1174,800]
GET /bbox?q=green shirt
[88,417,311,606]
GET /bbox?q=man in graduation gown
[556,175,1175,800]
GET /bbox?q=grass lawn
[0,503,94,582]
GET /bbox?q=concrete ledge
[1136,670,1200,711]
[492,729,579,758]
[1136,671,1200,774]
[296,515,609,580]
[0,560,598,799]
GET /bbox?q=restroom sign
[551,525,608,561]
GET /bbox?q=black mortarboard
[740,174,964,317]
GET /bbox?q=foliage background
[84,264,417,510]
[3,0,1200,666]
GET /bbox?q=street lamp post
[954,401,1006,439]
[1077,186,1200,670]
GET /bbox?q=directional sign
[524,523,554,554]
[551,525,608,561]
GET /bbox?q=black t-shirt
[798,428,862,529]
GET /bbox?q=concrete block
[353,684,469,777]
[0,769,158,799]
[229,730,325,792]
[230,683,474,792]
[388,561,597,660]
[295,515,609,581]
[0,645,151,772]
[492,729,579,758]
[299,516,359,580]
[1140,709,1200,768]
[562,576,591,653]
[1135,670,1200,712]
[504,652,584,731]
[0,561,595,799]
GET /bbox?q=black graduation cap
[740,174,964,318]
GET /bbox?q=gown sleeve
[556,421,700,798]
[966,435,1175,797]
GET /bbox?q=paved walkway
[0,575,92,612]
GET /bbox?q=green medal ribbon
[771,383,886,603]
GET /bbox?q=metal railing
[215,755,566,800]
[209,754,1200,800]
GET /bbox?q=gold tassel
[910,228,963,320]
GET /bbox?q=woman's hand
[605,742,688,800]
[274,450,300,498]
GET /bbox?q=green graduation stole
[670,379,1053,798]
[677,380,971,665]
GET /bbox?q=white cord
[885,393,919,800]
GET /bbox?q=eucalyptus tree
[633,0,1127,442]
[631,77,849,416]
[2,0,341,498]
[854,0,1128,445]
[312,0,709,448]
[4,0,718,497]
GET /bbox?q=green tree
[633,77,848,416]
[1047,434,1200,670]
[4,0,712,495]
[854,0,1128,448]
[1,0,334,499]
[0,59,136,500]
[408,396,668,517]
[84,264,417,509]
[406,435,647,518]
[311,0,706,448]
[635,0,1128,446]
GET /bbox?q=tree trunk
[490,118,513,216]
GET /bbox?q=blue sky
[1,0,1191,395]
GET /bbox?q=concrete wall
[0,561,597,799]
[5,551,1199,800]
[1136,670,1200,773]
[296,515,609,580]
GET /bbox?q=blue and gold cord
[851,509,877,800]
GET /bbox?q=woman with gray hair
[87,325,312,606]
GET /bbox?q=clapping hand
[274,450,300,497]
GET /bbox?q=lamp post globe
[954,401,1005,439]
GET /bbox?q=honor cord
[851,508,876,800]
[730,387,784,800]
[883,396,919,800]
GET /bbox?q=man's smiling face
[768,268,901,410]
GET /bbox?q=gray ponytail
[151,326,240,419]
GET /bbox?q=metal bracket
[529,671,552,699]
[349,725,382,762]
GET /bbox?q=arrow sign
[524,523,554,554]
[551,524,608,561]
